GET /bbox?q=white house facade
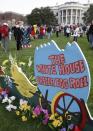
[51,2,90,25]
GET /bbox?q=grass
[0,34,93,131]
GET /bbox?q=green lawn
[0,34,93,131]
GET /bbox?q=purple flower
[35,108,49,125]
[33,106,49,125]
[42,109,49,116]
[42,109,48,114]
[68,124,74,129]
[42,118,48,125]
[1,91,8,97]
[60,128,66,131]
[33,106,42,116]
[42,109,49,119]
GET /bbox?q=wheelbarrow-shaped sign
[34,40,91,130]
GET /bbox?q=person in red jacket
[40,25,44,39]
[1,23,9,52]
[0,25,2,46]
[31,26,35,39]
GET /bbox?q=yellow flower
[58,116,63,122]
[22,116,27,122]
[54,113,58,117]
[32,112,38,118]
[49,113,59,120]
[16,111,20,116]
[20,104,24,111]
[26,105,31,110]
[49,114,55,120]
[23,104,28,111]
[2,60,9,65]
[32,114,36,119]
[20,103,27,111]
[20,103,31,111]
[52,119,62,127]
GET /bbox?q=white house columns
[71,9,73,25]
[59,8,83,25]
[51,2,89,25]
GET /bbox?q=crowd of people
[0,21,93,52]
[0,23,53,52]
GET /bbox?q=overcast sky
[0,0,93,15]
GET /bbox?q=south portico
[51,1,90,25]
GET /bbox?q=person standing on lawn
[15,25,23,50]
[0,23,9,52]
[47,25,52,39]
[0,25,2,47]
[56,25,60,37]
[88,21,93,48]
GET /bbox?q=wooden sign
[34,40,91,113]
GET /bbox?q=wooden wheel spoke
[63,96,66,109]
[66,98,74,111]
[57,104,65,112]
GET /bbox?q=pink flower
[42,109,49,125]
[33,106,42,116]
[42,118,48,125]
[42,109,48,114]
[33,106,49,125]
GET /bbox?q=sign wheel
[51,92,87,130]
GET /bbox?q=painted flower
[68,124,74,130]
[58,116,63,122]
[19,99,30,111]
[33,106,42,116]
[42,118,48,125]
[1,91,8,97]
[9,96,16,101]
[49,113,58,120]
[16,111,20,116]
[32,114,36,118]
[20,99,28,105]
[42,109,49,125]
[19,103,31,111]
[42,109,48,115]
[22,116,27,122]
[26,105,31,110]
[20,104,26,111]
[6,105,12,112]
[6,104,17,112]
[52,119,62,127]
[49,114,55,120]
[2,96,9,103]
[60,128,66,131]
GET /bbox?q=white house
[51,2,90,25]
